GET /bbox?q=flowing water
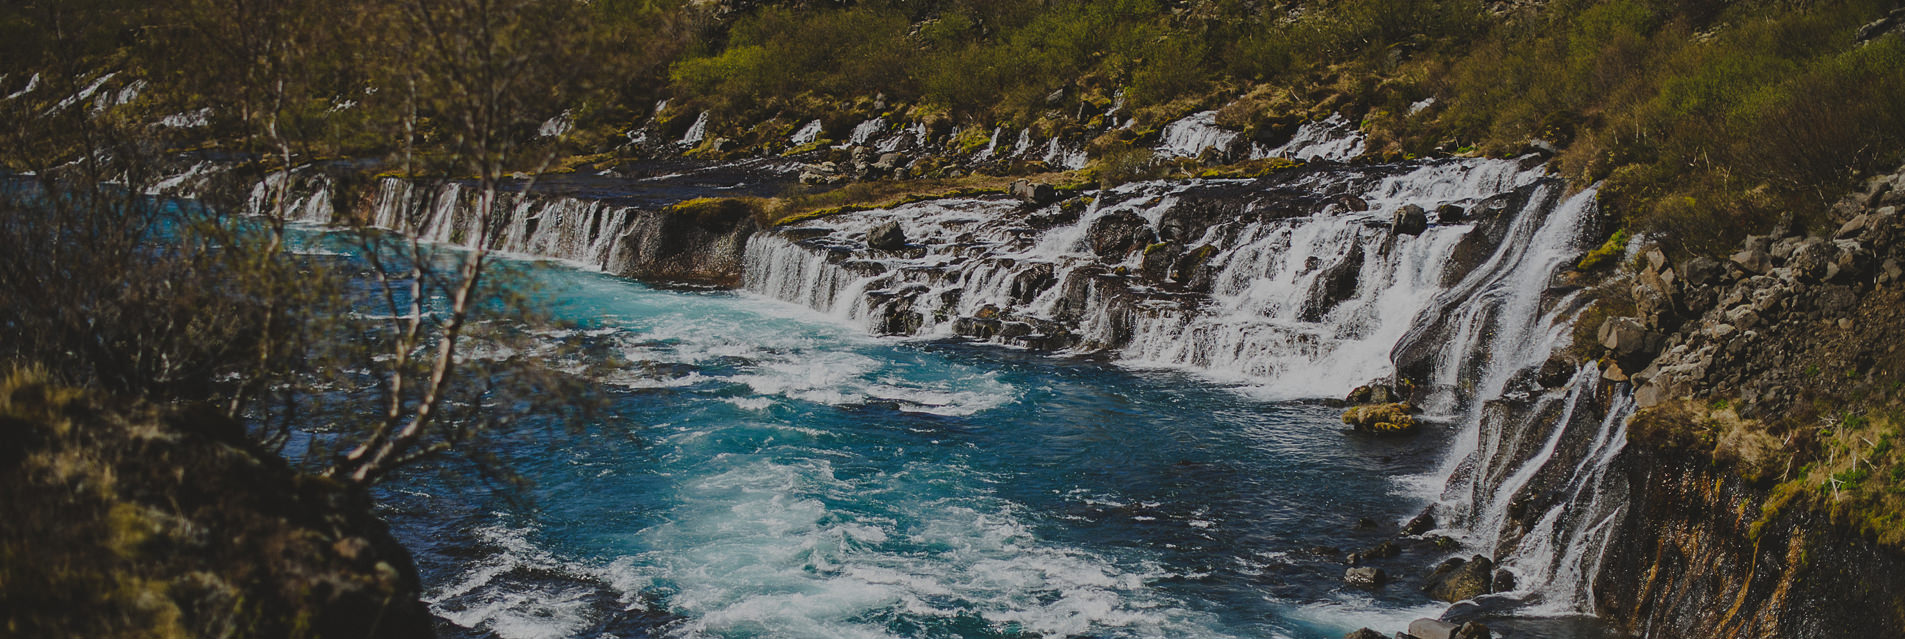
[239,147,1636,638]
[379,265,1458,639]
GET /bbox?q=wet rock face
[1598,450,1905,639]
[1301,242,1364,322]
[621,202,761,286]
[1345,566,1388,589]
[1084,211,1157,259]
[1391,204,1429,236]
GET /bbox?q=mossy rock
[1343,402,1419,434]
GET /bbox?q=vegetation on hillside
[6,1,1902,257]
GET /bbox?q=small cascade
[246,170,336,224]
[1041,138,1088,170]
[973,127,1002,160]
[1010,129,1033,157]
[678,111,710,147]
[1252,114,1366,162]
[360,177,637,270]
[1155,110,1241,159]
[789,119,823,146]
[846,117,885,146]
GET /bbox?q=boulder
[1342,403,1418,434]
[1423,555,1495,602]
[1346,381,1402,405]
[1345,629,1386,639]
[1009,180,1057,205]
[1361,540,1401,559]
[866,221,908,251]
[1537,356,1576,388]
[1138,241,1177,284]
[1492,569,1518,593]
[1643,246,1669,272]
[1435,203,1466,223]
[1456,622,1493,639]
[1401,511,1437,536]
[1836,214,1871,239]
[1345,566,1388,589]
[1392,205,1429,236]
[1730,248,1773,275]
[1790,241,1838,282]
[1680,256,1724,285]
[1597,317,1650,356]
[1084,212,1157,259]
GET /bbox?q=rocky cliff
[1579,163,1905,638]
[1597,447,1905,638]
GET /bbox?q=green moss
[1576,229,1631,271]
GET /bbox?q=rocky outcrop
[620,198,762,286]
[1342,402,1418,434]
[1582,164,1905,637]
[1597,448,1905,638]
[1622,175,1905,415]
[1422,556,1496,603]
[0,375,433,639]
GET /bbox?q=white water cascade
[739,151,1643,615]
[743,158,1547,397]
[1156,111,1241,159]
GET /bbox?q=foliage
[1576,228,1632,271]
[0,371,432,638]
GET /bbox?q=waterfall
[678,112,710,147]
[1155,111,1241,159]
[846,118,885,146]
[738,154,1640,614]
[246,170,336,224]
[742,158,1552,396]
[790,120,823,146]
[1042,138,1088,170]
[1252,114,1366,162]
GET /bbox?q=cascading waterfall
[242,128,1643,620]
[252,172,643,272]
[741,149,1641,615]
[1156,111,1241,158]
[247,170,337,224]
[742,158,1548,397]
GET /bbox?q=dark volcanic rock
[866,220,908,251]
[1391,204,1429,236]
[1401,511,1437,536]
[620,200,760,286]
[1085,212,1158,260]
[1302,243,1365,322]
